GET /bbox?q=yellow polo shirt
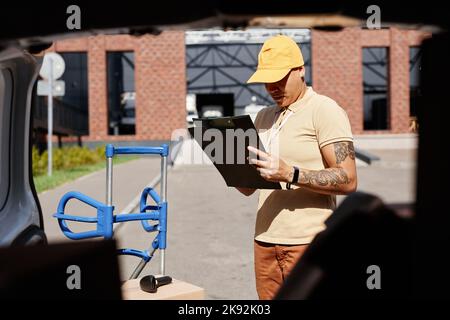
[254,86,353,245]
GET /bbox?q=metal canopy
[186,29,312,109]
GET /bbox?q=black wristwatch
[286,166,300,190]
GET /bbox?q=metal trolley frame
[53,144,169,279]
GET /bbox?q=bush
[32,145,107,176]
[32,147,45,176]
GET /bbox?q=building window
[186,42,312,108]
[410,46,422,118]
[301,42,312,86]
[185,29,312,116]
[58,52,89,135]
[107,52,135,136]
[363,47,389,130]
[33,52,89,148]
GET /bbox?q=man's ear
[299,66,306,78]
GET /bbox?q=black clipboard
[188,115,281,189]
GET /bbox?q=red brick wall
[390,28,410,133]
[47,31,186,142]
[134,33,187,141]
[45,27,430,142]
[312,27,430,134]
[312,28,364,133]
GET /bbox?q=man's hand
[247,146,293,183]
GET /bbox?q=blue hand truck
[53,144,169,279]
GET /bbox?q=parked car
[186,93,198,125]
[200,104,224,118]
[120,91,136,127]
[244,96,268,123]
[186,109,199,125]
[0,48,46,245]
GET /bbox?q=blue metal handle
[140,187,162,232]
[139,187,168,249]
[52,213,97,223]
[54,142,170,278]
[140,187,161,205]
[53,191,114,240]
[114,212,159,223]
[117,248,151,262]
[106,144,169,158]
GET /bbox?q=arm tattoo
[334,142,355,164]
[300,168,350,188]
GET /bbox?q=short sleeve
[254,109,263,130]
[253,106,273,131]
[314,98,353,149]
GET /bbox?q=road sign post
[37,53,65,176]
[48,58,53,176]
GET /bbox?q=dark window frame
[363,46,390,131]
[409,46,422,118]
[33,51,89,140]
[106,51,136,136]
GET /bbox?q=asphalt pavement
[39,143,416,299]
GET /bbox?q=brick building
[35,27,430,146]
[312,27,428,134]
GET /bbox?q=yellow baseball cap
[247,35,304,84]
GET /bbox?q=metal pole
[47,58,53,176]
[160,154,168,276]
[161,156,168,202]
[129,260,147,280]
[106,156,113,206]
[129,247,157,280]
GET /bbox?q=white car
[201,105,224,118]
[120,92,136,126]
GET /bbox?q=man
[236,35,357,300]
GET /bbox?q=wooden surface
[121,277,205,300]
